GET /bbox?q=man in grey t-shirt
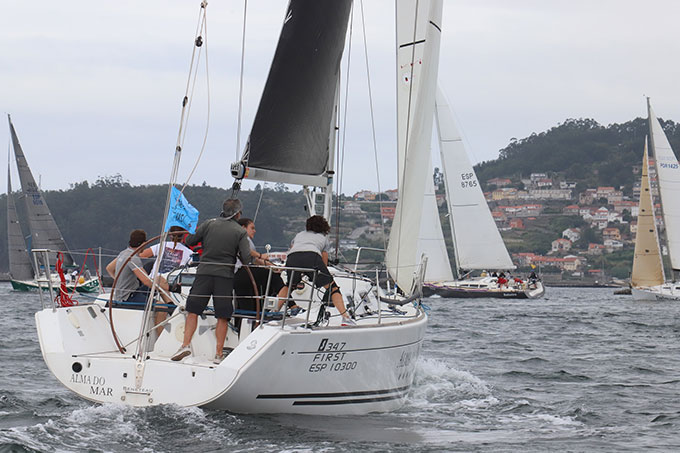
[106,229,171,304]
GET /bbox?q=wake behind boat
[33,0,444,414]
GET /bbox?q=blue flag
[165,187,199,234]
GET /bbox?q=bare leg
[154,311,167,337]
[275,286,289,311]
[215,318,228,356]
[182,312,198,347]
[331,290,349,318]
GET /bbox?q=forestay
[387,0,443,294]
[631,140,665,287]
[434,87,514,271]
[8,116,75,267]
[648,100,680,271]
[237,0,351,187]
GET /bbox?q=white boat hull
[35,271,427,415]
[631,284,680,301]
[424,276,545,299]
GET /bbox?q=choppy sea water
[1,284,680,452]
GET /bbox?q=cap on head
[222,198,243,219]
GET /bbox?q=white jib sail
[648,101,680,271]
[417,153,454,282]
[631,139,665,287]
[386,0,443,294]
[435,87,515,271]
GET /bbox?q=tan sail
[631,140,665,287]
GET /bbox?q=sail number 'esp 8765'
[460,172,478,188]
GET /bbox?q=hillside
[474,117,680,191]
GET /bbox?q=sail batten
[242,0,351,182]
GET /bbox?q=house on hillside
[492,210,507,223]
[612,200,638,217]
[551,238,572,253]
[535,178,553,188]
[509,218,524,229]
[562,228,581,242]
[492,188,518,200]
[512,252,539,267]
[487,177,512,187]
[562,255,584,272]
[563,204,580,215]
[579,189,597,205]
[528,188,572,200]
[596,186,623,204]
[604,239,624,252]
[588,243,605,255]
[602,227,621,241]
[354,190,376,200]
[380,205,396,219]
[343,201,363,215]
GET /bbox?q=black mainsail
[235,0,351,186]
[8,116,75,268]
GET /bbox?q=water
[2,284,680,452]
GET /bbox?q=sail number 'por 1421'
[461,172,478,188]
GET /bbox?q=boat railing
[31,249,57,311]
[353,247,386,273]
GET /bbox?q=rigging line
[393,0,420,284]
[335,1,354,258]
[360,0,387,250]
[253,181,265,222]
[236,0,248,160]
[172,2,205,155]
[180,11,211,193]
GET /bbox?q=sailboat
[420,88,545,299]
[631,99,680,300]
[7,115,100,293]
[33,0,442,414]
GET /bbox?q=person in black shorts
[284,215,354,326]
[171,198,251,364]
[233,217,288,313]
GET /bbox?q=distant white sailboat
[421,87,544,299]
[631,99,680,300]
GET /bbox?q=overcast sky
[2,0,680,196]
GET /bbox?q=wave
[405,357,497,415]
[0,404,242,452]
